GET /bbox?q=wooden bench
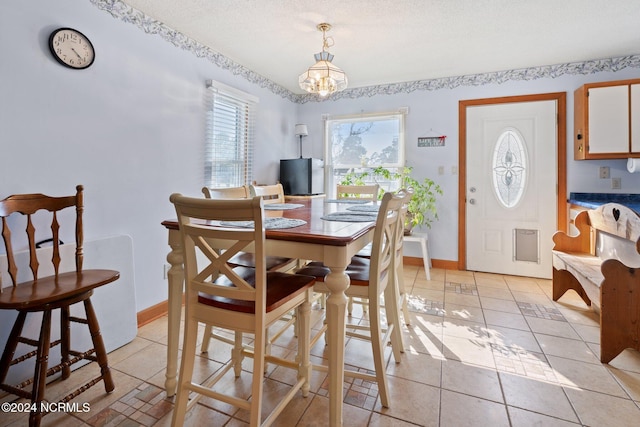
[552,203,640,363]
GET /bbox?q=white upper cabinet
[574,79,640,160]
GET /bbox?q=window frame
[323,110,407,197]
[204,80,258,189]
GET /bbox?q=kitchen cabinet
[574,78,640,159]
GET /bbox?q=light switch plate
[612,177,621,189]
[599,166,610,179]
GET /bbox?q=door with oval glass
[466,100,557,278]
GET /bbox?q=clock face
[48,28,95,69]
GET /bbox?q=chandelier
[298,23,348,97]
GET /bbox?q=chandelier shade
[298,23,348,97]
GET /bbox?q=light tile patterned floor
[3,266,640,426]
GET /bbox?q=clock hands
[71,47,83,60]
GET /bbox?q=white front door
[466,100,557,278]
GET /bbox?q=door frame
[458,92,567,271]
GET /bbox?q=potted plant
[340,166,443,233]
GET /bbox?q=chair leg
[232,332,244,377]
[0,311,27,386]
[60,306,71,380]
[250,327,266,427]
[30,310,53,427]
[297,290,312,397]
[384,284,405,358]
[171,317,199,427]
[200,324,213,353]
[84,299,114,392]
[367,298,390,408]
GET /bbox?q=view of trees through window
[326,113,405,195]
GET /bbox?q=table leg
[165,231,184,397]
[323,266,349,427]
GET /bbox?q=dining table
[161,197,377,426]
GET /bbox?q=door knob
[469,198,476,205]
[469,187,476,193]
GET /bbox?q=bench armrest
[552,210,592,254]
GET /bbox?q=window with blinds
[205,80,258,188]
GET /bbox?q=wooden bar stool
[0,185,120,427]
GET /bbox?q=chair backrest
[249,183,285,204]
[0,185,84,286]
[170,194,267,312]
[369,191,405,293]
[202,186,249,199]
[337,184,380,201]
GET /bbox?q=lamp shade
[295,124,309,137]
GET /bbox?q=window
[324,111,406,197]
[205,80,258,188]
[492,128,527,208]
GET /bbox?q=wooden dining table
[161,197,376,426]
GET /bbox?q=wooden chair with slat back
[296,191,406,408]
[202,186,249,199]
[336,183,380,314]
[0,185,120,427]
[199,185,298,356]
[169,194,315,426]
[249,183,285,204]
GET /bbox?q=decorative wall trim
[91,0,640,104]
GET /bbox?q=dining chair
[296,191,405,408]
[199,185,298,355]
[202,185,248,199]
[249,182,286,204]
[336,183,380,201]
[169,194,315,427]
[336,183,380,314]
[0,185,120,427]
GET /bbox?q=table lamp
[295,124,308,158]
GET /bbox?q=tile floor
[3,266,640,426]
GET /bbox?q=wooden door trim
[458,92,567,271]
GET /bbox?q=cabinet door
[588,85,629,154]
[632,84,640,153]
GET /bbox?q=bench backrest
[587,203,640,267]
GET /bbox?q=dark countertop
[569,193,640,213]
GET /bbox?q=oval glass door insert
[492,129,527,208]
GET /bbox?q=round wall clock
[48,27,95,69]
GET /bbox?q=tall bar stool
[0,185,120,427]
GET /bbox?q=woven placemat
[321,211,378,222]
[325,199,371,204]
[346,204,380,212]
[220,217,307,229]
[263,203,304,210]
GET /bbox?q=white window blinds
[205,80,257,188]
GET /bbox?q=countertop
[569,192,640,213]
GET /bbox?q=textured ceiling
[121,0,640,94]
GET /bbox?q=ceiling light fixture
[298,23,348,97]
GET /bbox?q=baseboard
[137,300,169,328]
[403,256,458,271]
[136,257,460,326]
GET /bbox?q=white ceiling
[121,0,640,94]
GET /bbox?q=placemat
[325,199,371,204]
[263,203,304,210]
[346,204,380,212]
[321,212,378,222]
[220,218,307,229]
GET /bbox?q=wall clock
[48,27,95,69]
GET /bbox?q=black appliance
[279,158,324,195]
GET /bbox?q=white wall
[2,0,639,312]
[0,0,297,311]
[297,70,640,262]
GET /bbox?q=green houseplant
[340,166,443,233]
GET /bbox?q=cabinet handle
[576,133,583,140]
